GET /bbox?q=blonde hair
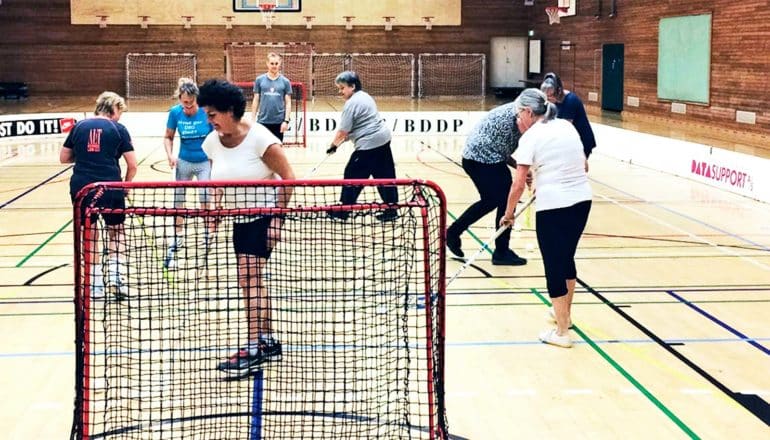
[175,77,199,99]
[94,91,127,117]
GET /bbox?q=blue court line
[590,177,770,252]
[667,289,770,356]
[0,165,72,210]
[5,336,770,359]
[250,369,264,440]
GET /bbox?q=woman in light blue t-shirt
[162,78,214,269]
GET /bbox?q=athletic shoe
[375,209,398,222]
[203,230,214,253]
[164,237,182,270]
[90,285,105,299]
[547,306,574,329]
[539,328,572,348]
[446,232,464,259]
[492,249,527,266]
[326,210,350,221]
[106,263,128,301]
[217,339,282,378]
[107,278,128,301]
[164,257,177,270]
[90,267,105,299]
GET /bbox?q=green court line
[452,208,700,439]
[16,219,72,268]
[15,147,161,268]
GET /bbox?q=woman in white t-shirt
[500,88,592,349]
[197,79,296,378]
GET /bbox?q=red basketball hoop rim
[545,6,569,24]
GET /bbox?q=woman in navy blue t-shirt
[60,91,137,299]
[540,72,597,165]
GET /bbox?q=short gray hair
[513,88,557,121]
[175,77,199,99]
[334,71,362,91]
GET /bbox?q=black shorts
[72,188,126,226]
[232,216,275,258]
[261,123,284,141]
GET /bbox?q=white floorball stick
[446,196,536,287]
[303,153,333,178]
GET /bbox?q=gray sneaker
[217,339,283,378]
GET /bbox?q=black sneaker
[217,340,283,378]
[375,209,398,222]
[492,249,527,266]
[326,210,350,221]
[446,232,464,259]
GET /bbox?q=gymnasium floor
[1,97,769,439]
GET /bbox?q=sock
[92,264,104,288]
[247,340,261,356]
[107,258,124,282]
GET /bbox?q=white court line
[563,388,595,395]
[594,191,770,272]
[506,388,537,396]
[680,388,714,395]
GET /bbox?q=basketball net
[260,2,276,29]
[545,6,568,25]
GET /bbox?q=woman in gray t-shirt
[326,71,398,222]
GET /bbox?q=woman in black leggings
[501,88,592,348]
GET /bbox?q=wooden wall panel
[531,0,770,134]
[0,0,768,135]
[0,0,527,96]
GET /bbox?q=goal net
[225,42,314,97]
[234,81,307,147]
[417,53,486,97]
[312,53,349,96]
[126,53,197,99]
[71,180,449,440]
[349,53,415,97]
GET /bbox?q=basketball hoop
[260,2,276,29]
[545,6,569,25]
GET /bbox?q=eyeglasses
[516,108,529,118]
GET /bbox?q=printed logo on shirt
[60,118,76,133]
[87,128,102,152]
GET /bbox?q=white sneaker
[164,237,183,269]
[164,256,178,270]
[90,285,105,299]
[547,306,574,329]
[539,328,572,348]
[106,274,127,301]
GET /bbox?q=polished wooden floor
[1,97,769,439]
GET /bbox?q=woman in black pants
[501,88,592,348]
[325,71,398,222]
[446,101,527,266]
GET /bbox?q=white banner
[0,112,85,139]
[120,111,483,138]
[593,123,770,203]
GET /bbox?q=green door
[601,44,624,112]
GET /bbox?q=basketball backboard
[558,0,576,17]
[233,0,301,12]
